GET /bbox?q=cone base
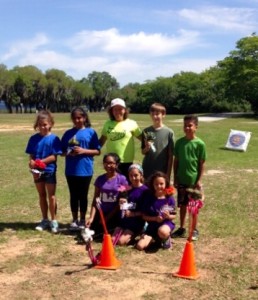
[94,260,121,270]
[172,272,199,280]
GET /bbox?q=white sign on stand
[225,129,251,152]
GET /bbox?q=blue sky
[0,0,257,87]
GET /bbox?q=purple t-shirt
[95,173,128,214]
[143,193,176,233]
[119,184,148,231]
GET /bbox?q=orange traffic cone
[94,234,121,270]
[173,241,199,280]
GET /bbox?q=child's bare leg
[136,234,152,251]
[157,224,171,240]
[46,183,57,220]
[180,205,187,228]
[118,229,134,246]
[35,182,48,219]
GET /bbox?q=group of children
[25,98,206,250]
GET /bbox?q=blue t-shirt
[25,133,62,173]
[61,127,101,176]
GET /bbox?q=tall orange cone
[173,241,199,280]
[94,234,121,270]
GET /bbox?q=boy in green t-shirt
[172,115,206,241]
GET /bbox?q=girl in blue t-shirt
[25,110,62,233]
[61,107,101,231]
[136,171,176,250]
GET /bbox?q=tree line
[0,34,257,114]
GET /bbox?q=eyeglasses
[104,161,116,165]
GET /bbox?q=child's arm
[173,157,179,187]
[125,210,142,218]
[99,135,107,147]
[195,159,205,189]
[71,147,100,156]
[41,154,57,165]
[166,151,173,181]
[86,187,100,227]
[142,214,163,223]
[29,154,56,168]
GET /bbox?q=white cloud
[67,28,200,56]
[178,6,257,32]
[2,33,49,60]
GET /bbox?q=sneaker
[35,219,50,231]
[171,227,186,238]
[162,237,172,249]
[78,220,85,230]
[192,229,199,241]
[50,220,59,233]
[69,220,79,231]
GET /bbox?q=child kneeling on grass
[112,163,148,246]
[136,171,176,250]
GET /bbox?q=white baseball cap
[110,98,126,108]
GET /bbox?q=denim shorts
[34,172,56,184]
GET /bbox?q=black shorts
[177,185,191,207]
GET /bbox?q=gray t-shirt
[141,125,175,180]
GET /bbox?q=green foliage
[1,34,258,114]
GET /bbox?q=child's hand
[156,215,163,223]
[29,159,35,169]
[161,210,170,220]
[119,198,127,205]
[72,146,84,155]
[86,218,93,228]
[125,210,134,218]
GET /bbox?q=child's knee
[136,242,145,251]
[158,226,171,239]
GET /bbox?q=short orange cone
[173,241,199,280]
[94,234,121,270]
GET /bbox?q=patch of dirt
[0,231,256,300]
[0,125,33,132]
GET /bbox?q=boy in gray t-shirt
[141,103,175,182]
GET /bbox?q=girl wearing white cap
[99,98,142,179]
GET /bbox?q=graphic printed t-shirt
[101,119,142,163]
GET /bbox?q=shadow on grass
[52,262,94,275]
[0,222,36,232]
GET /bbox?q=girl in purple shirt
[112,164,148,246]
[86,153,128,238]
[136,171,176,250]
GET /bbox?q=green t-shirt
[101,118,142,163]
[174,136,206,186]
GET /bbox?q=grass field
[0,112,257,300]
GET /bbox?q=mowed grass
[0,112,257,300]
